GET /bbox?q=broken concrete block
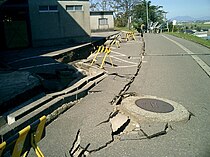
[110,113,130,133]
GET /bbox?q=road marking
[162,35,210,77]
[108,65,137,69]
[145,53,210,56]
[111,56,138,65]
[95,50,138,68]
[111,50,126,57]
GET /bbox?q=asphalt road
[30,33,210,157]
[95,34,210,157]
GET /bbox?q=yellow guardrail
[0,116,46,157]
[109,34,121,48]
[90,45,113,69]
[126,32,136,41]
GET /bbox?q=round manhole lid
[135,98,174,113]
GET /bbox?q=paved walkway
[30,33,210,157]
[28,35,143,156]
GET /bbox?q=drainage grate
[135,98,174,113]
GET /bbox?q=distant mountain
[198,16,210,21]
[170,16,196,22]
[170,16,210,22]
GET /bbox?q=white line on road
[108,65,137,69]
[111,50,126,57]
[111,56,138,65]
[162,35,210,77]
[94,50,138,68]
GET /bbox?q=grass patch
[182,23,210,30]
[166,32,210,49]
[197,24,210,30]
[114,27,136,32]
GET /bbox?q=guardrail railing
[0,116,46,157]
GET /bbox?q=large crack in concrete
[68,38,146,156]
[110,42,145,106]
[69,129,90,157]
[140,123,168,139]
[188,110,196,120]
[67,36,196,156]
[119,123,172,141]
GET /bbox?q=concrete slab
[110,113,129,133]
[7,93,50,124]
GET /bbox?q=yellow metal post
[31,116,46,157]
[91,46,113,68]
[126,33,129,41]
[132,32,136,41]
[91,46,102,66]
[12,126,31,157]
[0,142,6,157]
[100,47,113,68]
[31,133,44,157]
[100,52,108,69]
[116,40,120,48]
[107,55,113,67]
[34,116,46,143]
[0,116,46,157]
[110,38,120,48]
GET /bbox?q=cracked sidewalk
[28,35,144,156]
[27,33,210,157]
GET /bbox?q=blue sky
[150,0,210,19]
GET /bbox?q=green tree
[132,0,165,30]
[115,13,128,27]
[113,0,142,28]
[90,0,113,11]
[90,0,142,28]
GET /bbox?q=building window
[66,5,83,11]
[39,5,58,12]
[99,18,108,25]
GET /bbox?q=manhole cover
[135,98,174,113]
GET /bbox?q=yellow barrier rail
[90,45,113,69]
[0,116,46,157]
[109,34,121,48]
[126,32,136,41]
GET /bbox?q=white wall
[28,0,91,47]
[90,12,114,31]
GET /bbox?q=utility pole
[146,0,149,32]
[102,0,106,11]
[163,11,169,32]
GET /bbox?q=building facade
[90,11,114,32]
[0,0,91,49]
